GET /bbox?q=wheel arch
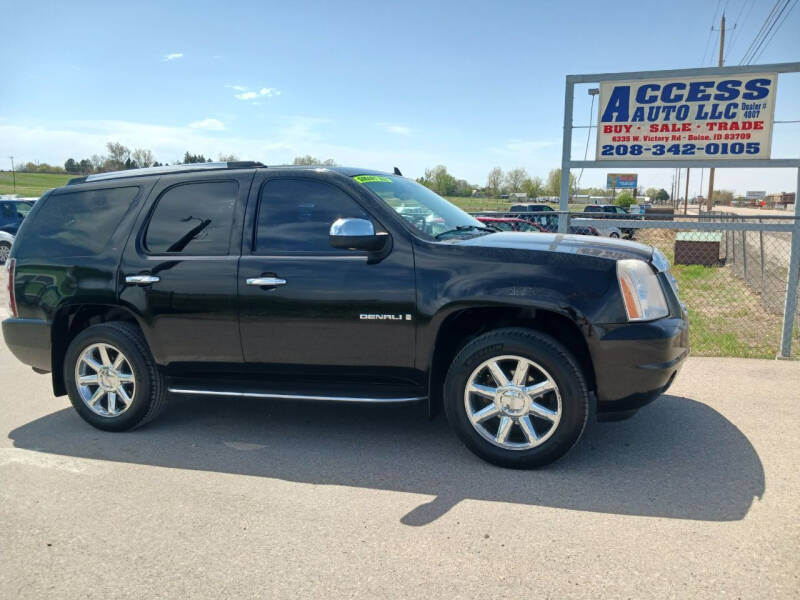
[50,304,145,397]
[426,305,596,417]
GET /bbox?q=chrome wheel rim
[464,355,562,450]
[0,244,10,263]
[75,343,136,417]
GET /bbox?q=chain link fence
[471,210,800,359]
[623,215,799,359]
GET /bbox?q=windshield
[354,175,484,239]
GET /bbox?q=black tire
[64,321,167,431]
[610,232,620,238]
[0,241,11,265]
[443,327,588,469]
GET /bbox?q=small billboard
[745,190,766,199]
[606,173,638,189]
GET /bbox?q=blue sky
[1,0,798,195]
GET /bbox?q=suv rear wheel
[444,328,588,468]
[64,321,167,431]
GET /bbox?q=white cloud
[233,86,281,100]
[162,53,183,61]
[188,118,225,131]
[0,117,446,183]
[379,123,411,136]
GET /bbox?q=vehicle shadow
[9,394,764,526]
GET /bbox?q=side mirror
[329,218,388,252]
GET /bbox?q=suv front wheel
[444,328,589,468]
[64,321,168,431]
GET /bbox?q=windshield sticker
[354,175,392,184]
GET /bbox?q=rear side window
[16,187,139,257]
[255,179,368,253]
[145,181,237,255]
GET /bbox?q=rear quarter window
[15,186,140,258]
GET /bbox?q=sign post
[558,61,800,357]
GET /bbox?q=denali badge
[360,314,412,321]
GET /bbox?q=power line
[752,0,797,63]
[739,0,783,64]
[748,0,792,63]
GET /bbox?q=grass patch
[634,228,797,358]
[0,172,74,197]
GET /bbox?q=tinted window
[255,179,368,253]
[145,181,237,255]
[17,187,139,257]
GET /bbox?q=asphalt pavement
[1,334,798,598]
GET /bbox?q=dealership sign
[606,173,637,189]
[596,73,777,160]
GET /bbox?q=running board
[167,387,426,404]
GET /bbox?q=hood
[452,231,654,263]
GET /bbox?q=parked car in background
[571,218,622,238]
[476,217,547,232]
[513,213,600,237]
[0,230,14,264]
[510,203,554,213]
[582,204,639,238]
[0,199,35,236]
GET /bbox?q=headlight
[617,259,669,321]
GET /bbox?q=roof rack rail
[69,161,266,185]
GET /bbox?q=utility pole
[706,12,725,212]
[9,156,15,193]
[684,168,691,215]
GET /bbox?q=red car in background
[477,217,547,232]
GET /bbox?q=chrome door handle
[246,277,287,287]
[125,275,160,285]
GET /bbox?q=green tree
[615,191,635,209]
[545,169,577,197]
[132,148,154,169]
[654,188,670,203]
[504,167,528,194]
[106,142,130,170]
[64,158,79,173]
[418,165,456,196]
[522,176,544,198]
[486,167,503,198]
[712,189,735,205]
[183,152,208,164]
[78,159,93,174]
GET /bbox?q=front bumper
[2,317,52,372]
[588,314,689,414]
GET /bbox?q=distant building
[766,192,796,209]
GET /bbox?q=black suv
[3,163,688,468]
